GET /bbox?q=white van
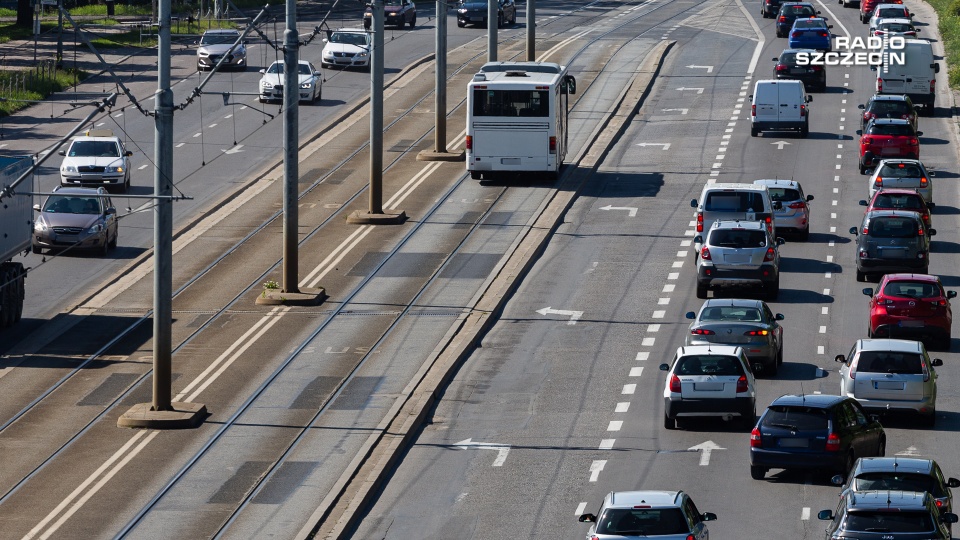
[750,80,812,137]
[875,39,938,117]
[690,183,780,254]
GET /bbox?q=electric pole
[417,0,464,163]
[281,0,299,293]
[487,0,497,62]
[526,0,535,60]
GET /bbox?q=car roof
[605,491,681,508]
[856,338,924,353]
[754,179,800,189]
[846,490,929,510]
[202,29,240,35]
[873,188,925,197]
[51,186,108,195]
[333,28,368,33]
[770,394,845,408]
[702,182,770,192]
[854,457,935,476]
[869,94,910,102]
[702,298,764,309]
[677,345,743,356]
[874,3,909,9]
[876,158,923,166]
[882,273,939,283]
[867,118,912,125]
[865,209,923,219]
[711,220,766,230]
[877,17,912,24]
[267,59,311,66]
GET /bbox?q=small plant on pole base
[262,279,279,298]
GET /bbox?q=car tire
[842,452,855,474]
[32,244,41,255]
[766,278,779,300]
[799,124,809,138]
[939,334,951,351]
[664,414,676,430]
[876,437,885,457]
[100,239,109,257]
[751,126,759,137]
[511,11,516,24]
[109,229,117,249]
[798,227,809,241]
[696,283,708,299]
[777,345,783,366]
[923,411,936,427]
[124,175,131,191]
[457,21,465,27]
[741,409,755,430]
[856,269,866,282]
[750,466,767,480]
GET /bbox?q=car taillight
[779,15,786,22]
[920,177,928,186]
[877,77,883,92]
[697,212,704,232]
[812,65,823,71]
[820,31,828,37]
[901,113,909,120]
[863,136,873,145]
[745,329,770,336]
[776,64,788,72]
[669,374,681,393]
[788,201,806,209]
[800,104,806,117]
[825,432,841,452]
[549,136,556,154]
[930,79,935,92]
[751,104,756,117]
[874,30,883,36]
[686,536,695,540]
[859,248,868,258]
[936,498,946,508]
[922,213,930,223]
[700,246,711,260]
[918,227,925,236]
[923,365,930,382]
[909,138,919,146]
[864,112,875,121]
[692,329,716,335]
[736,375,748,393]
[763,247,775,262]
[874,176,883,187]
[791,31,801,37]
[750,427,762,447]
[465,135,472,150]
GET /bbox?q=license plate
[778,438,809,448]
[899,320,924,327]
[880,248,906,258]
[875,381,905,390]
[724,254,750,263]
[694,382,723,391]
[881,147,902,155]
[790,68,808,75]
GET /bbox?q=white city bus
[466,62,577,180]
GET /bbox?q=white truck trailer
[0,155,34,328]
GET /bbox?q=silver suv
[695,220,784,300]
[196,29,247,71]
[818,490,956,540]
[659,345,756,429]
[835,339,941,426]
[850,210,932,282]
[579,490,717,538]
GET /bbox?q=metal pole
[153,0,173,412]
[282,0,300,292]
[526,0,535,61]
[434,0,447,153]
[487,0,497,62]
[369,0,384,214]
[56,0,63,68]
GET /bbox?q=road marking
[641,337,655,346]
[841,108,845,113]
[712,162,722,168]
[663,108,689,114]
[818,346,825,355]
[830,226,836,233]
[897,446,921,456]
[193,133,201,138]
[637,352,650,361]
[599,440,615,450]
[658,298,669,305]
[840,117,845,122]
[599,204,638,217]
[636,142,671,150]
[825,272,832,278]
[832,200,838,206]
[647,324,660,333]
[824,289,830,295]
[652,310,665,319]
[224,114,233,118]
[834,175,840,181]
[833,187,839,193]
[454,439,510,466]
[831,213,837,219]
[835,163,841,169]
[715,155,724,160]
[575,502,588,515]
[684,230,696,236]
[622,384,636,394]
[826,255,833,263]
[822,307,830,316]
[303,226,375,289]
[686,64,714,73]
[672,261,684,268]
[209,123,218,128]
[663,284,675,292]
[668,272,679,280]
[607,421,623,431]
[629,367,644,377]
[589,460,606,482]
[676,87,704,94]
[771,141,791,150]
[222,144,245,155]
[689,441,724,466]
[802,507,811,520]
[176,142,185,148]
[680,240,691,247]
[113,112,123,117]
[616,402,630,412]
[138,164,148,170]
[95,122,105,127]
[536,307,583,325]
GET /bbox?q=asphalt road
[351,0,960,538]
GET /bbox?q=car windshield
[868,216,920,238]
[867,123,915,136]
[883,280,941,298]
[761,406,829,430]
[767,187,801,202]
[200,33,238,45]
[880,22,913,32]
[868,101,911,116]
[68,140,119,157]
[877,8,906,17]
[42,195,102,214]
[709,229,768,248]
[854,473,943,496]
[779,52,798,64]
[878,163,923,177]
[330,32,368,46]
[843,510,934,532]
[266,63,311,75]
[857,351,924,374]
[676,355,744,376]
[873,193,924,210]
[700,306,763,322]
[596,508,690,535]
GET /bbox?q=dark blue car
[787,17,832,51]
[776,2,821,38]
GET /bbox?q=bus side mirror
[565,75,577,95]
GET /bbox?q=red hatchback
[857,118,921,174]
[863,273,955,349]
[860,188,932,233]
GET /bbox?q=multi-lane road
[0,0,958,538]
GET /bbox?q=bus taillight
[465,135,472,151]
[549,136,556,154]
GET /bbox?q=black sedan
[773,49,826,92]
[457,0,516,28]
[750,394,885,480]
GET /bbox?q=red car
[862,273,955,349]
[860,188,932,233]
[857,118,921,174]
[860,0,902,23]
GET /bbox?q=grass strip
[0,66,89,117]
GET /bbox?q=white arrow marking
[221,144,244,155]
[589,460,606,482]
[896,445,921,456]
[536,307,584,325]
[599,205,638,217]
[137,164,149,170]
[454,438,511,466]
[771,141,791,150]
[676,87,705,94]
[662,108,689,114]
[636,142,671,150]
[686,64,714,73]
[688,440,725,466]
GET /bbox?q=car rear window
[783,5,816,16]
[854,473,943,496]
[761,406,829,430]
[868,217,920,238]
[676,355,744,376]
[877,163,923,177]
[843,510,934,532]
[779,52,799,64]
[766,188,801,202]
[873,193,924,210]
[709,229,768,248]
[700,306,762,322]
[856,351,924,374]
[867,123,915,136]
[596,508,690,535]
[793,19,824,28]
[877,7,907,17]
[704,192,768,213]
[868,101,911,115]
[883,280,940,298]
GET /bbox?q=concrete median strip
[299,39,676,540]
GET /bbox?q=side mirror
[564,75,577,95]
[947,478,960,488]
[694,235,703,245]
[835,354,845,363]
[934,63,941,73]
[578,513,596,523]
[776,237,785,246]
[849,226,858,235]
[314,71,321,76]
[806,194,814,201]
[32,204,40,211]
[772,57,780,62]
[775,313,784,320]
[856,129,863,135]
[816,9,821,13]
[932,358,943,367]
[685,311,696,320]
[929,228,937,236]
[831,474,845,486]
[862,288,873,297]
[917,131,924,137]
[858,200,868,206]
[806,95,813,103]
[690,199,698,208]
[124,150,133,157]
[948,291,957,299]
[929,171,937,177]
[259,69,266,74]
[858,104,865,109]
[701,512,717,522]
[105,207,117,215]
[817,510,833,521]
[58,150,66,156]
[942,513,959,524]
[659,363,670,371]
[748,94,753,99]
[322,38,328,43]
[870,65,877,71]
[828,24,833,28]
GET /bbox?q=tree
[16,0,32,28]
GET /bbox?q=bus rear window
[473,89,549,117]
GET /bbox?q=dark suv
[775,2,821,37]
[364,0,416,28]
[859,94,918,131]
[850,210,932,281]
[750,394,885,480]
[773,48,826,91]
[833,457,960,517]
[761,0,786,18]
[457,0,516,28]
[818,490,957,539]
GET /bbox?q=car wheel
[696,283,708,299]
[750,466,767,480]
[856,269,866,282]
[766,358,779,376]
[457,21,465,27]
[876,437,885,457]
[842,452,855,474]
[766,278,779,300]
[511,10,516,24]
[741,408,756,430]
[32,244,41,255]
[751,126,759,137]
[664,414,676,430]
[777,345,783,366]
[798,227,810,241]
[923,411,936,427]
[799,124,809,138]
[109,228,118,249]
[100,238,109,257]
[497,14,503,28]
[409,15,416,28]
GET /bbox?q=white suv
[58,129,132,192]
[579,490,717,538]
[660,345,757,430]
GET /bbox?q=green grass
[0,7,16,17]
[84,28,156,48]
[0,67,88,117]
[929,0,960,87]
[68,4,153,17]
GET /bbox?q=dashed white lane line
[822,307,829,315]
[113,112,123,117]
[832,200,838,206]
[801,507,811,520]
[607,421,623,431]
[193,133,201,138]
[684,231,696,237]
[826,255,834,263]
[825,272,832,278]
[830,226,836,232]
[642,337,655,346]
[95,122,105,127]
[176,142,185,148]
[599,439,615,450]
[209,123,218,128]
[676,250,687,257]
[658,298,670,305]
[647,324,660,333]
[138,164,148,170]
[668,272,679,280]
[224,114,233,119]
[824,289,831,295]
[652,310,666,319]
[663,284,675,292]
[637,352,650,361]
[672,261,684,268]
[831,213,837,219]
[616,402,630,412]
[576,502,588,515]
[622,384,637,394]
[629,367,644,377]
[589,460,606,482]
[819,326,827,333]
[818,346,825,355]
[240,105,247,110]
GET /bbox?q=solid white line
[539,28,592,62]
[301,226,373,288]
[816,0,850,39]
[735,0,765,74]
[616,402,630,412]
[386,162,442,210]
[575,502,588,516]
[629,367,644,377]
[637,352,650,361]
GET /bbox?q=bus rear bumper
[468,157,555,172]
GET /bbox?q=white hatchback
[660,345,756,430]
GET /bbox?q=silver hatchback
[660,345,757,430]
[753,179,813,240]
[835,338,941,425]
[695,220,785,300]
[868,159,934,203]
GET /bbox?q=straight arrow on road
[688,441,725,466]
[676,87,704,94]
[636,143,671,150]
[686,64,714,73]
[454,438,511,466]
[599,205,638,217]
[771,141,791,150]
[536,307,584,325]
[222,144,245,155]
[662,108,689,114]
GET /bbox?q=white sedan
[321,29,371,70]
[258,60,322,103]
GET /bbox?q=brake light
[669,374,681,393]
[930,79,935,92]
[465,135,472,150]
[863,137,873,145]
[549,136,556,154]
[736,375,748,393]
[923,364,930,382]
[936,499,945,508]
[909,138,919,146]
[750,427,762,447]
[864,112,875,121]
[920,177,928,186]
[918,227,924,236]
[825,432,841,451]
[800,104,806,117]
[686,536,695,540]
[874,176,883,187]
[745,329,770,336]
[791,31,801,37]
[779,15,787,22]
[700,246,711,260]
[877,77,883,92]
[820,31,828,37]
[922,213,930,223]
[752,104,756,117]
[692,329,716,335]
[811,65,823,71]
[697,212,704,232]
[874,30,883,36]
[788,201,806,209]
[763,247,776,262]
[776,64,789,72]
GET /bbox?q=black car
[775,2,821,37]
[456,0,516,28]
[773,49,826,91]
[819,490,957,539]
[750,394,885,480]
[363,0,416,28]
[859,94,918,131]
[761,0,786,18]
[833,457,960,517]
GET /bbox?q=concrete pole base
[256,286,327,306]
[346,210,407,225]
[117,401,207,429]
[416,149,465,162]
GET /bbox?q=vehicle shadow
[937,275,960,287]
[770,361,822,381]
[932,204,960,215]
[673,416,753,433]
[771,287,834,304]
[930,170,960,180]
[930,240,960,254]
[761,468,836,486]
[577,171,665,198]
[918,136,949,145]
[875,410,960,432]
[804,232,851,244]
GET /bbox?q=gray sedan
[685,298,784,375]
